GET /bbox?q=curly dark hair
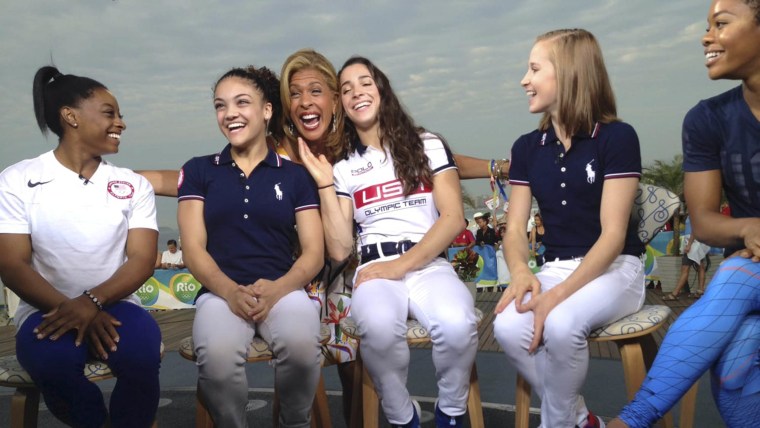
[338,56,433,196]
[744,0,760,22]
[213,65,283,142]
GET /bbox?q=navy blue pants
[16,301,162,428]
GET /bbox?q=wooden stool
[178,324,332,428]
[340,308,485,428]
[513,305,687,428]
[0,344,164,428]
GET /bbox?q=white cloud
[0,0,729,226]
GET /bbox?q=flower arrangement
[451,248,479,282]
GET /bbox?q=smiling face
[340,63,381,133]
[288,68,337,144]
[214,76,271,149]
[70,87,125,155]
[704,0,760,81]
[521,40,558,116]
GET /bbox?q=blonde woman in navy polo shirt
[178,66,324,428]
[493,29,646,428]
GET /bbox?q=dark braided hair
[32,66,107,139]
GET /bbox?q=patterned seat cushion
[0,355,113,387]
[632,184,680,245]
[179,324,331,362]
[589,305,672,341]
[0,343,165,387]
[340,308,484,342]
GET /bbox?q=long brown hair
[338,56,433,196]
[536,29,618,137]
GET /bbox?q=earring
[331,113,336,133]
[265,119,271,136]
[73,123,78,128]
[287,121,296,136]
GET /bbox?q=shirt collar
[214,144,283,168]
[538,121,601,145]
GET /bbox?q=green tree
[462,188,477,209]
[641,154,684,200]
[641,154,684,255]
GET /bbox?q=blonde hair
[279,49,344,163]
[536,29,618,137]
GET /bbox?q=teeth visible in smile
[354,102,370,110]
[526,91,536,97]
[301,114,318,120]
[228,123,245,130]
[108,133,120,139]
[706,51,721,59]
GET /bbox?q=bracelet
[83,289,103,311]
[494,158,508,181]
[318,183,334,190]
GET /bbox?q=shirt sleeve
[508,135,530,186]
[333,159,352,200]
[128,174,158,231]
[292,164,319,212]
[601,122,641,180]
[682,101,722,172]
[177,157,205,202]
[422,133,457,175]
[0,166,29,234]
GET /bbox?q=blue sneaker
[434,400,464,428]
[392,400,421,428]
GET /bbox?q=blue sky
[0,0,733,227]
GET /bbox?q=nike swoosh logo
[27,179,53,188]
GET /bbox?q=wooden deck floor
[0,289,691,359]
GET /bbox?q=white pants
[493,254,645,428]
[193,290,321,428]
[351,257,478,424]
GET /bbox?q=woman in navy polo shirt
[299,56,478,428]
[177,66,324,428]
[611,1,760,426]
[492,29,646,428]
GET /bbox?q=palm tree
[641,154,684,255]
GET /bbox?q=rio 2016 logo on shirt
[136,277,161,306]
[171,273,202,304]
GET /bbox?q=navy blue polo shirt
[509,121,643,259]
[683,85,760,255]
[178,145,319,287]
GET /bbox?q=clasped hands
[225,279,284,323]
[33,295,121,361]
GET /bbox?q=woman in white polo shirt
[0,66,161,427]
[299,56,478,428]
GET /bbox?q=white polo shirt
[0,150,157,328]
[333,132,457,247]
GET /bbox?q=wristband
[318,183,334,190]
[83,289,103,311]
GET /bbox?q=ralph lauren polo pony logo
[274,183,283,200]
[586,160,596,184]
